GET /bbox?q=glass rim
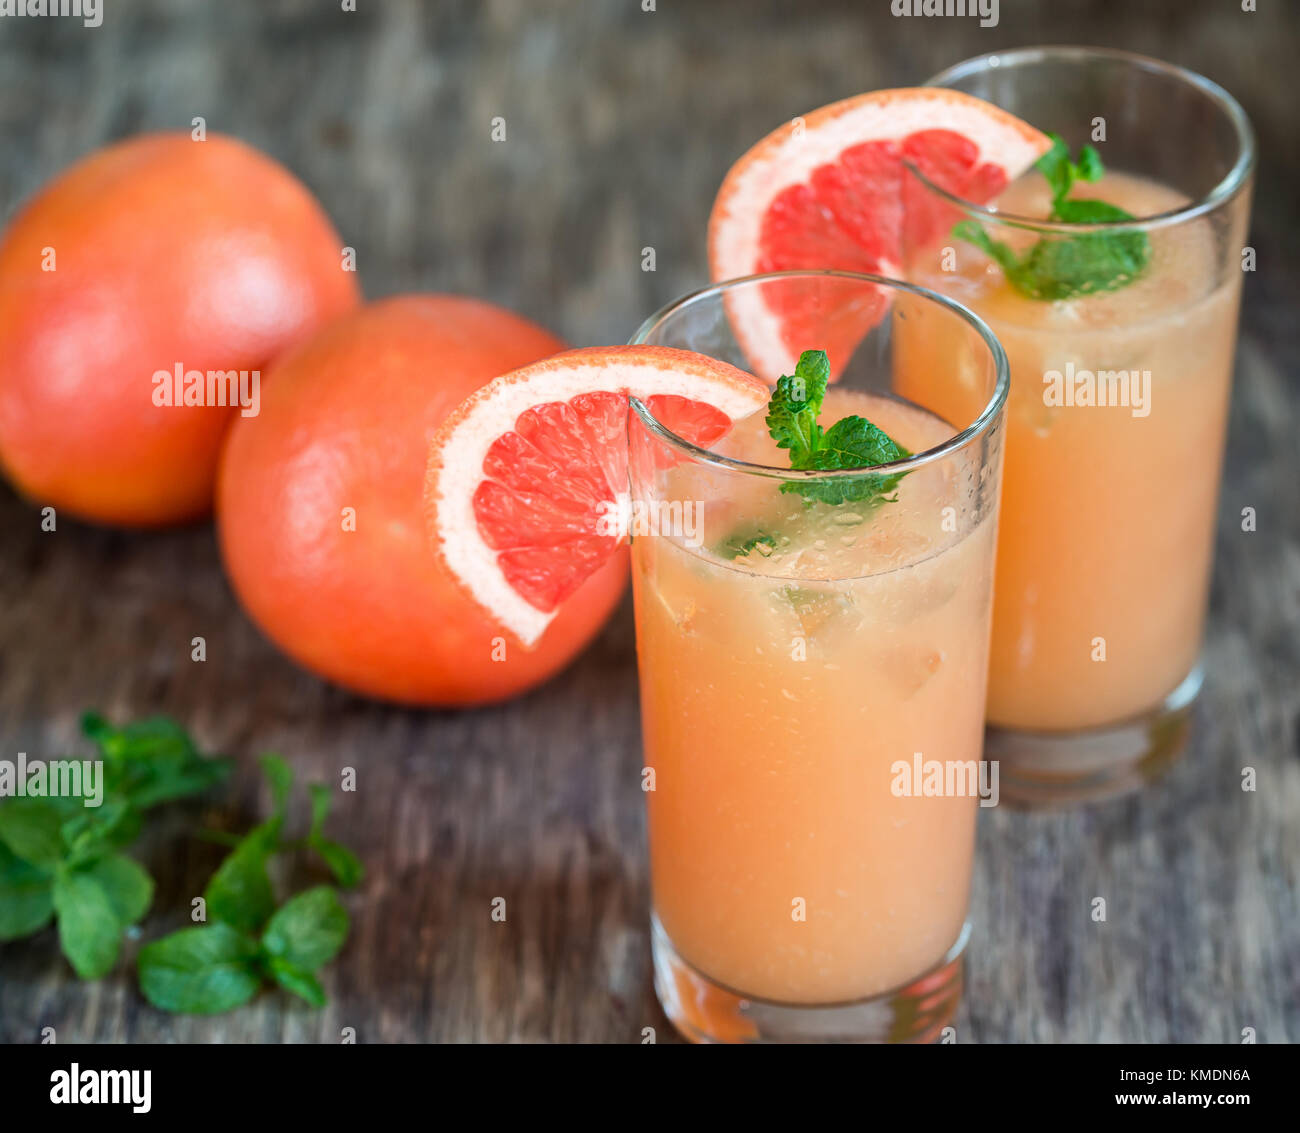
[626,270,1010,483]
[912,45,1256,234]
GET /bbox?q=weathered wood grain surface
[0,0,1296,1044]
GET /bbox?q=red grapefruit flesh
[708,88,1051,379]
[425,346,769,646]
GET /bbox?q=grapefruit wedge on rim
[425,345,769,647]
[708,87,1051,379]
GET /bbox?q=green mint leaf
[82,712,190,756]
[52,869,124,979]
[950,220,1035,289]
[1018,225,1149,300]
[81,853,153,927]
[818,415,909,470]
[719,529,779,560]
[82,713,230,810]
[784,471,905,508]
[0,842,54,940]
[765,349,829,465]
[1035,133,1104,203]
[1075,144,1104,185]
[127,759,230,811]
[774,351,911,503]
[786,415,909,507]
[764,350,911,508]
[137,923,262,1014]
[83,713,194,778]
[261,885,349,971]
[307,782,331,831]
[952,135,1149,301]
[307,785,363,888]
[266,956,327,1007]
[312,841,364,889]
[1052,197,1134,224]
[79,712,113,745]
[203,820,281,934]
[60,797,141,866]
[0,799,67,869]
[50,856,151,979]
[1034,134,1072,198]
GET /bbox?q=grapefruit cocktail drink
[899,48,1255,802]
[628,273,1007,1042]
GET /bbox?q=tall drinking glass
[628,272,1007,1042]
[899,47,1254,805]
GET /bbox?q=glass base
[987,664,1203,809]
[651,916,968,1044]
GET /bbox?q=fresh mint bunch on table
[0,713,230,978]
[137,753,362,1014]
[0,713,362,1014]
[953,132,1151,300]
[765,348,911,507]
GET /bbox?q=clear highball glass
[627,271,1007,1042]
[903,47,1255,805]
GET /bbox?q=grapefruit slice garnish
[708,88,1051,379]
[424,345,769,647]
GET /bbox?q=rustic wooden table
[0,1,1296,1043]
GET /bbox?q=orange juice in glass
[628,272,1007,1042]
[900,48,1254,804]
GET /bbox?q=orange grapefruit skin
[0,132,360,526]
[216,294,628,707]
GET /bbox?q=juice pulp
[899,171,1242,731]
[632,391,996,1005]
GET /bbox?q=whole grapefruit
[216,294,628,706]
[0,132,360,526]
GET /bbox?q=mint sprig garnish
[953,133,1150,301]
[765,349,910,507]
